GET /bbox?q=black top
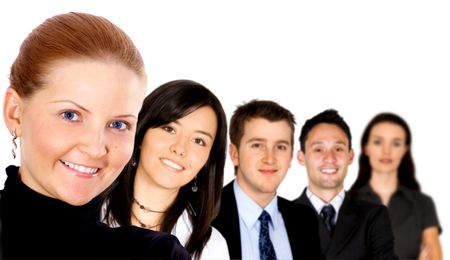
[0,165,190,259]
[353,184,442,259]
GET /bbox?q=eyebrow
[50,100,137,120]
[246,137,266,144]
[172,120,214,140]
[246,137,290,145]
[277,140,291,146]
[372,135,404,141]
[310,140,348,146]
[196,130,214,140]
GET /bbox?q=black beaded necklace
[133,198,167,213]
[131,210,161,230]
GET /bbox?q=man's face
[231,118,293,201]
[297,123,354,195]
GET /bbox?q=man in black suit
[212,100,323,260]
[293,109,397,259]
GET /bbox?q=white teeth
[161,159,183,170]
[321,168,337,174]
[62,160,98,174]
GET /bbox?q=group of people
[0,11,442,260]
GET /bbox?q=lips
[320,168,337,175]
[379,158,392,164]
[161,158,185,171]
[60,160,99,175]
[259,169,277,174]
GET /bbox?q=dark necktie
[258,210,276,260]
[320,204,336,234]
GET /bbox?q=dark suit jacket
[293,188,397,259]
[212,181,324,259]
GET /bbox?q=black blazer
[212,181,324,259]
[293,188,397,259]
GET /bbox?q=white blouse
[101,204,230,259]
[174,209,230,260]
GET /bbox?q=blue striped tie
[258,210,276,260]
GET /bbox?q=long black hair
[349,112,420,197]
[104,79,227,259]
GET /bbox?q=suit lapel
[327,195,362,257]
[294,189,332,253]
[293,188,311,207]
[278,197,299,258]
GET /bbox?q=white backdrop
[1,0,448,254]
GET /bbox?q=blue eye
[251,143,262,149]
[61,111,80,121]
[110,121,128,130]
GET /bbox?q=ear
[229,143,239,167]
[296,150,306,166]
[3,88,24,136]
[348,149,355,165]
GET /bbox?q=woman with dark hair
[103,79,229,259]
[349,112,442,260]
[0,12,189,259]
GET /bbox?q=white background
[1,0,448,254]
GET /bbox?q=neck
[309,185,342,203]
[132,170,180,230]
[369,170,398,205]
[134,170,179,211]
[235,178,276,208]
[255,193,276,209]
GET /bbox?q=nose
[382,144,391,155]
[262,148,276,164]
[78,128,107,158]
[170,140,187,158]
[324,150,337,163]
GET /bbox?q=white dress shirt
[234,181,293,260]
[306,187,346,225]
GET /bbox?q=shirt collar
[306,187,345,215]
[360,183,415,203]
[395,184,415,202]
[233,180,279,230]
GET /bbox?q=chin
[61,191,97,206]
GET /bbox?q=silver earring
[131,157,137,167]
[11,129,17,159]
[191,176,198,192]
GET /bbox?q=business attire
[0,165,190,259]
[353,184,442,259]
[294,187,397,259]
[212,180,323,260]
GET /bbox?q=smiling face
[7,59,146,206]
[297,123,354,197]
[232,118,293,204]
[365,122,408,176]
[135,106,217,193]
